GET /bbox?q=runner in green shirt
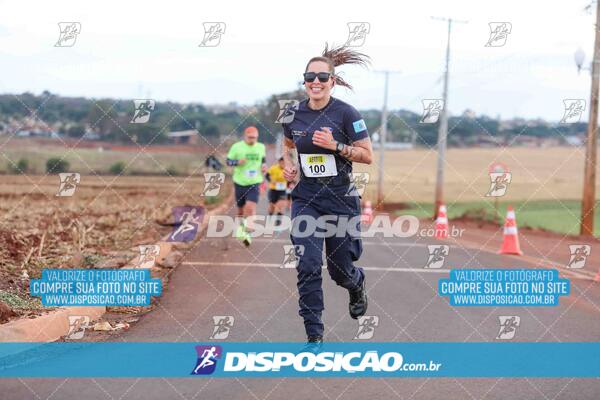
[226,126,267,246]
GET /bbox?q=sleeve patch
[352,119,367,133]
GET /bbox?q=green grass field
[350,147,600,237]
[395,200,600,236]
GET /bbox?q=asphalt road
[2,191,600,400]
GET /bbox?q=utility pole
[581,0,600,236]
[374,70,401,205]
[432,17,467,218]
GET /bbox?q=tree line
[0,91,586,146]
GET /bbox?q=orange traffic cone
[361,200,373,224]
[499,206,523,255]
[434,204,448,239]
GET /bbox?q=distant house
[471,134,504,148]
[167,130,200,145]
[39,131,60,138]
[512,135,539,148]
[16,129,60,139]
[512,135,561,148]
[538,137,561,147]
[565,135,583,146]
[82,131,101,140]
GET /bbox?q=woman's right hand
[283,166,297,181]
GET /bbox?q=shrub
[9,158,29,174]
[166,165,179,176]
[109,161,126,175]
[46,158,70,174]
[17,158,29,173]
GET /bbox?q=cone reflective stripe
[499,206,523,255]
[434,204,448,239]
[361,200,373,224]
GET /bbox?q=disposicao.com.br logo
[190,344,442,377]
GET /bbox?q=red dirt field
[0,173,230,322]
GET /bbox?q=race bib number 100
[300,154,338,178]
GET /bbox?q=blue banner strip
[0,342,598,378]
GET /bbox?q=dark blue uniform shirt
[282,97,369,178]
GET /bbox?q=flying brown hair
[305,43,371,90]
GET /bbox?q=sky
[0,0,596,121]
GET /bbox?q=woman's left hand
[312,127,336,151]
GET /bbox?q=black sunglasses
[303,72,332,83]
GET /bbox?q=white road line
[181,261,450,273]
[455,238,598,280]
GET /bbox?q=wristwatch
[335,141,345,154]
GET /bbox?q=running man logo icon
[191,345,222,375]
[560,99,586,124]
[56,173,80,197]
[210,316,234,340]
[202,173,225,197]
[425,245,449,269]
[275,100,299,124]
[199,22,226,47]
[130,99,155,124]
[567,244,591,269]
[346,173,370,197]
[485,22,512,47]
[66,315,90,340]
[420,99,444,124]
[485,172,512,197]
[168,206,205,242]
[135,245,161,269]
[496,315,520,340]
[282,245,304,269]
[345,22,370,47]
[55,22,81,47]
[353,315,379,340]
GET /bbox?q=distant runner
[226,126,267,246]
[265,156,289,227]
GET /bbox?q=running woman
[226,126,267,246]
[282,44,373,349]
[265,156,289,227]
